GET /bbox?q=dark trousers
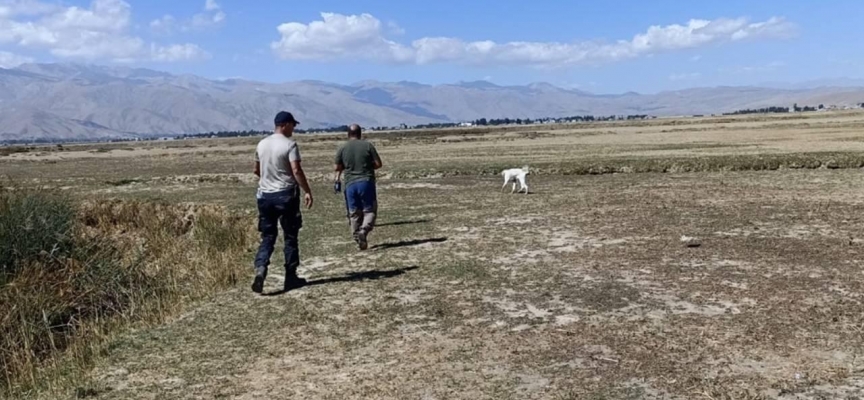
[254,188,302,276]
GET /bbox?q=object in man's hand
[334,181,342,193]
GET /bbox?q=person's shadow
[371,237,448,251]
[375,219,432,227]
[262,266,419,297]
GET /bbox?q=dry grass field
[2,111,864,399]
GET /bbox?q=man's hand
[304,193,314,209]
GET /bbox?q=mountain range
[2,62,864,142]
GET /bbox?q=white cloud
[272,13,413,63]
[386,20,404,36]
[0,50,33,68]
[0,0,208,62]
[42,0,131,32]
[150,14,176,35]
[151,0,225,34]
[0,0,59,18]
[272,13,797,68]
[150,43,210,62]
[690,55,702,62]
[189,9,225,30]
[669,72,702,81]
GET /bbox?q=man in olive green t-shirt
[334,124,382,250]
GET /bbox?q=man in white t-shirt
[251,111,314,294]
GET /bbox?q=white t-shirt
[255,134,301,193]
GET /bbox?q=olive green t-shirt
[335,139,381,186]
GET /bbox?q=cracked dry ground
[89,170,864,399]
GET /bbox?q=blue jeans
[254,188,302,276]
[344,180,377,236]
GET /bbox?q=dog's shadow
[371,237,448,251]
[263,266,419,297]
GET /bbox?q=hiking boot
[251,267,266,294]
[251,274,265,294]
[357,230,368,251]
[283,275,307,291]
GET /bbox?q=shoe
[357,230,368,251]
[251,275,265,294]
[283,276,307,291]
[251,266,267,294]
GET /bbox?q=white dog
[501,166,530,194]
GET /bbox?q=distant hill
[2,63,864,141]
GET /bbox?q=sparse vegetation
[3,111,864,398]
[0,187,77,286]
[386,151,864,179]
[0,187,252,397]
[0,146,34,157]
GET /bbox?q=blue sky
[0,0,862,93]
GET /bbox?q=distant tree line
[410,122,461,129]
[471,114,651,126]
[0,137,152,145]
[176,130,269,139]
[724,106,791,115]
[174,124,405,140]
[723,103,825,115]
[170,113,657,140]
[1,138,60,145]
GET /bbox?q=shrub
[0,186,77,286]
[194,212,250,253]
[0,191,252,396]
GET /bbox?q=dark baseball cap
[274,111,299,126]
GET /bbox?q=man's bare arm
[291,161,312,194]
[334,163,344,181]
[254,161,261,177]
[291,160,314,208]
[371,146,383,169]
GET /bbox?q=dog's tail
[522,165,530,174]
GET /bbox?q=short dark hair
[347,124,362,138]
